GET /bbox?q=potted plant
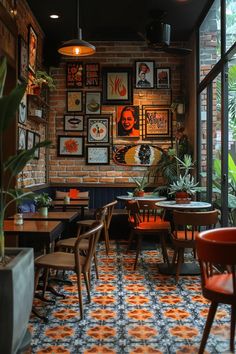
[31,70,56,95]
[131,172,150,197]
[168,154,199,203]
[34,192,52,216]
[0,56,51,353]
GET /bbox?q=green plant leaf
[0,83,26,132]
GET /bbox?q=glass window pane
[226,0,236,51]
[199,88,208,201]
[199,0,221,81]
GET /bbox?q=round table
[117,195,167,202]
[155,200,212,210]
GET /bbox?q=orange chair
[196,227,236,353]
[126,200,170,270]
[171,210,219,283]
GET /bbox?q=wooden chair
[126,200,170,270]
[196,227,236,354]
[56,206,107,279]
[171,210,219,283]
[76,200,118,255]
[34,222,103,320]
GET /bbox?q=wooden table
[155,200,212,276]
[117,195,167,202]
[53,200,89,219]
[8,211,79,221]
[4,220,63,253]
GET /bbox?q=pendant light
[58,0,96,57]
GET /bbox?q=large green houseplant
[0,56,51,263]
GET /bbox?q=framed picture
[142,105,172,139]
[28,25,37,74]
[135,61,155,89]
[64,115,84,131]
[102,67,133,105]
[86,146,110,165]
[57,136,84,157]
[67,91,83,112]
[18,91,27,124]
[85,63,100,86]
[116,105,140,137]
[26,130,34,150]
[34,133,40,159]
[87,117,110,143]
[18,128,26,150]
[18,35,28,82]
[85,91,101,115]
[66,62,83,88]
[156,68,171,89]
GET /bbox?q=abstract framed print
[86,146,110,165]
[66,62,83,88]
[87,116,110,143]
[85,63,100,86]
[67,91,83,112]
[135,61,155,89]
[18,35,28,82]
[57,136,84,157]
[34,132,40,159]
[102,67,133,105]
[64,115,84,131]
[85,91,101,115]
[18,91,27,124]
[26,130,34,150]
[18,127,26,150]
[142,105,172,139]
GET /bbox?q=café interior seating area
[0,0,236,353]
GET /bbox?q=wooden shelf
[27,94,49,123]
[27,115,47,124]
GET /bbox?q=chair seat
[77,220,94,226]
[56,238,88,250]
[205,273,234,296]
[135,220,170,233]
[35,251,85,270]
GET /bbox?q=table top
[8,211,79,221]
[4,220,62,233]
[155,200,212,209]
[117,195,167,202]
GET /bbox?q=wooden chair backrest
[103,200,118,229]
[196,227,236,291]
[74,221,103,273]
[126,200,162,226]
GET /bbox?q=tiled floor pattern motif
[30,241,233,353]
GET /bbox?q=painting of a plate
[113,144,163,166]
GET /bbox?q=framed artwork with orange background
[57,136,84,157]
[66,62,83,88]
[28,25,37,74]
[102,67,133,105]
[116,105,140,137]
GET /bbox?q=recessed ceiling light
[50,14,59,19]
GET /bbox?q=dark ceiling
[26,0,211,65]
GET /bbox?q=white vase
[39,207,48,217]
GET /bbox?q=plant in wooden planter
[31,70,56,95]
[0,56,51,353]
[169,154,199,203]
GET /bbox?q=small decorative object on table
[64,195,70,204]
[34,193,52,216]
[169,154,198,204]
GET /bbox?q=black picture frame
[85,91,101,115]
[135,61,155,89]
[28,25,37,74]
[156,67,171,89]
[86,146,110,165]
[18,127,26,150]
[18,91,27,124]
[18,35,28,82]
[142,105,172,139]
[66,91,83,112]
[85,63,100,86]
[26,130,34,150]
[87,116,110,143]
[66,62,83,88]
[102,67,133,105]
[57,135,84,157]
[34,132,40,159]
[64,115,84,131]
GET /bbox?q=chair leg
[126,230,134,253]
[160,234,169,265]
[76,270,84,320]
[199,301,218,354]
[134,235,142,270]
[230,305,236,352]
[84,271,91,303]
[104,226,110,256]
[172,249,177,265]
[94,253,99,280]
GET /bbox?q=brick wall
[48,41,185,184]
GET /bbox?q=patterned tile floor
[30,240,233,354]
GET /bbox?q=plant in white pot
[131,171,150,197]
[169,154,199,203]
[0,56,51,353]
[34,192,52,216]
